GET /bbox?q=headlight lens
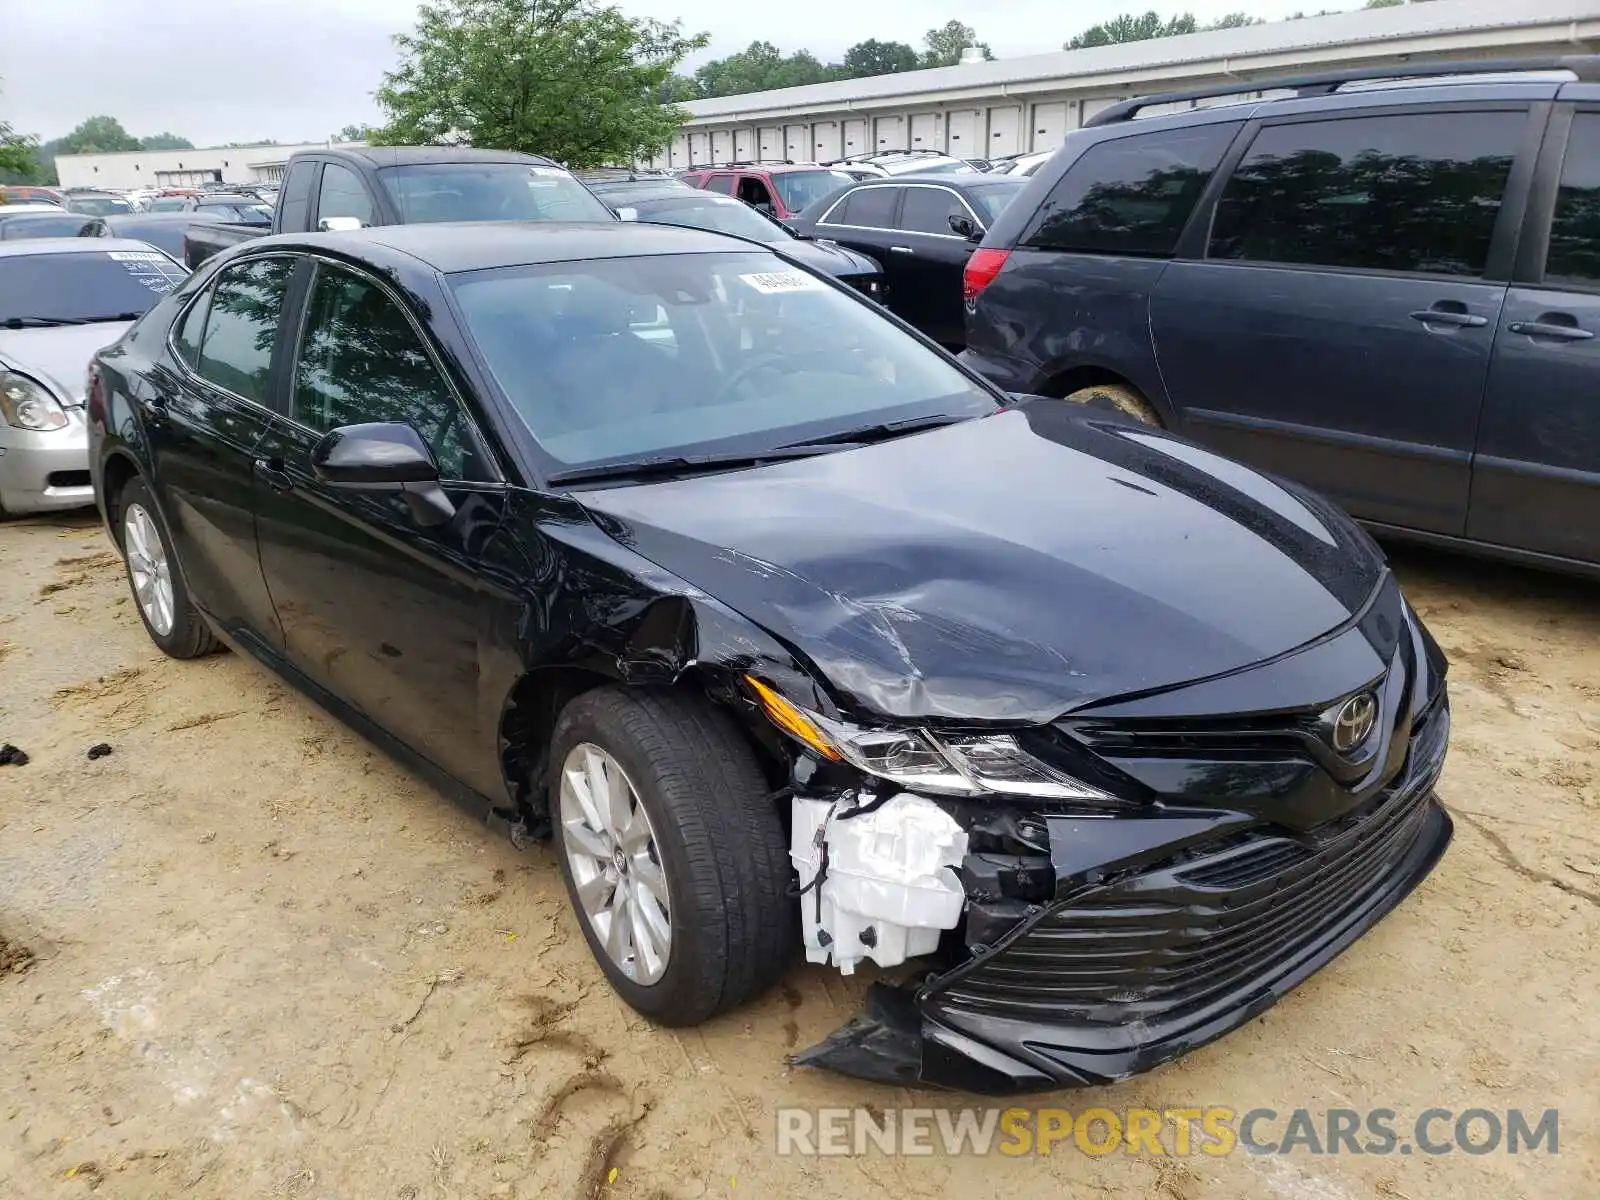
[0,371,68,431]
[747,676,1110,801]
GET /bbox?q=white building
[653,0,1600,168]
[54,141,365,191]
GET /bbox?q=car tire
[116,477,220,659]
[549,686,794,1026]
[1062,382,1163,427]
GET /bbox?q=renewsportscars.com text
[775,1106,1559,1158]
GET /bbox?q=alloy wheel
[123,502,175,637]
[558,742,672,984]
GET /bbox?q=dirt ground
[1,511,1597,1200]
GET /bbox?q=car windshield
[625,196,784,241]
[964,180,1027,222]
[772,170,855,213]
[0,249,187,324]
[68,197,132,215]
[379,163,613,224]
[905,159,976,176]
[199,202,273,224]
[0,215,91,240]
[450,250,997,471]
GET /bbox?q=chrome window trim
[816,182,985,239]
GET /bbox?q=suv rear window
[1209,110,1525,277]
[1018,124,1237,256]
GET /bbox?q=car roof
[851,173,1022,190]
[607,187,710,206]
[321,145,561,169]
[260,220,765,273]
[0,237,171,259]
[194,194,257,203]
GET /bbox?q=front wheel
[549,687,794,1026]
[117,477,219,659]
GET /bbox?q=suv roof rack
[707,159,798,168]
[1085,54,1600,127]
[826,149,950,164]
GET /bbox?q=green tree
[921,20,992,67]
[139,132,194,150]
[0,122,39,181]
[58,115,141,155]
[333,124,375,142]
[375,0,707,167]
[1208,12,1261,28]
[657,73,699,103]
[693,41,837,97]
[1068,11,1197,49]
[841,39,920,78]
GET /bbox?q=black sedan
[0,211,96,240]
[89,222,1451,1093]
[788,173,1026,348]
[602,186,883,299]
[78,212,225,259]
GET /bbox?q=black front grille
[935,735,1443,1026]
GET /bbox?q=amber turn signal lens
[744,676,842,761]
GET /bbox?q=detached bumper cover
[794,700,1452,1094]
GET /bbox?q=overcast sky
[4,0,1342,146]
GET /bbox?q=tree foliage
[58,115,141,155]
[1066,9,1263,50]
[0,121,38,181]
[334,124,376,142]
[374,0,707,167]
[921,20,991,67]
[693,41,836,97]
[139,132,195,150]
[841,39,920,79]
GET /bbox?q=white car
[0,240,188,515]
[991,149,1056,177]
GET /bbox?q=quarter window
[291,264,485,480]
[1019,124,1236,256]
[898,187,965,236]
[194,257,294,404]
[1209,111,1525,276]
[705,174,736,195]
[316,162,374,227]
[1546,111,1600,286]
[832,186,897,228]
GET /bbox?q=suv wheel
[117,477,220,659]
[549,687,794,1026]
[1063,382,1162,427]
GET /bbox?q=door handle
[252,457,294,493]
[1508,319,1594,341]
[889,245,914,255]
[1409,309,1487,328]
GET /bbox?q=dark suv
[964,57,1600,576]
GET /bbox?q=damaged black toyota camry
[88,222,1451,1094]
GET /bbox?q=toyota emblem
[1332,692,1378,754]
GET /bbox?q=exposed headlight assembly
[0,371,68,431]
[746,676,1110,802]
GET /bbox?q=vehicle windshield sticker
[740,271,825,295]
[105,251,167,262]
[107,253,186,295]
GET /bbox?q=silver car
[0,239,187,516]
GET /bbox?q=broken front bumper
[794,705,1452,1095]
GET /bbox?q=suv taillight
[963,248,1010,304]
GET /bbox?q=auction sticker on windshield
[741,271,826,295]
[105,251,187,294]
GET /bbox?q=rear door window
[832,186,898,229]
[1209,110,1526,276]
[194,257,295,405]
[705,174,736,195]
[1545,111,1600,287]
[1019,123,1237,256]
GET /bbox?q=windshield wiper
[547,445,837,487]
[780,411,972,449]
[2,316,91,328]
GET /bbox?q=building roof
[678,0,1600,120]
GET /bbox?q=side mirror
[310,422,455,527]
[948,213,982,242]
[317,215,366,233]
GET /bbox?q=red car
[678,162,857,221]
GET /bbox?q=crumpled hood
[777,237,880,279]
[0,322,134,405]
[581,405,1387,724]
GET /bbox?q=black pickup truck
[182,145,614,269]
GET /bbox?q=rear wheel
[1062,382,1163,427]
[549,687,794,1026]
[117,477,219,659]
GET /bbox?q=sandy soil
[1,511,1597,1200]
